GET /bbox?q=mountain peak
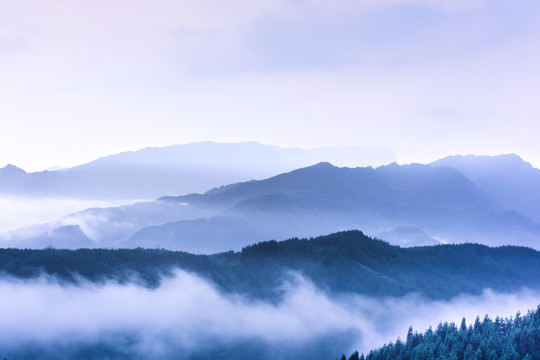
[433,153,532,168]
[0,164,26,174]
[431,153,540,223]
[311,161,336,168]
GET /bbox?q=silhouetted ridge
[7,159,540,251]
[166,162,390,210]
[0,163,26,174]
[242,230,394,259]
[2,231,540,301]
[0,142,396,199]
[202,162,347,196]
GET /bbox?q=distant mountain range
[3,155,539,251]
[432,154,540,223]
[0,142,396,200]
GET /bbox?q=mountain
[2,231,540,300]
[3,231,540,360]
[432,154,540,223]
[135,162,539,251]
[0,142,396,200]
[5,161,539,251]
[0,164,27,192]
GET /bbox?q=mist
[0,196,190,250]
[0,270,538,359]
[0,197,143,235]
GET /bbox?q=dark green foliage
[237,231,540,299]
[1,230,540,300]
[346,307,540,360]
[0,247,213,288]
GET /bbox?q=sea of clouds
[0,270,538,359]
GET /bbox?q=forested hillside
[340,307,540,360]
[2,231,540,300]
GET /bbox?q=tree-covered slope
[2,231,540,300]
[341,306,540,360]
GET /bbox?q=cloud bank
[0,270,538,358]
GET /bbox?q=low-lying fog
[0,197,143,234]
[0,270,538,359]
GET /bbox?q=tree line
[340,307,540,360]
[1,230,540,301]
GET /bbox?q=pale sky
[1,0,539,171]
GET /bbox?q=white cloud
[0,270,538,357]
[0,197,134,234]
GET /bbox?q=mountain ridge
[1,230,540,301]
[0,142,396,200]
[4,160,539,251]
[432,154,540,223]
[134,161,540,251]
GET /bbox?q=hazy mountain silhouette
[0,142,396,200]
[5,161,538,251]
[146,162,539,251]
[432,154,540,223]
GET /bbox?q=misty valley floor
[1,231,540,359]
